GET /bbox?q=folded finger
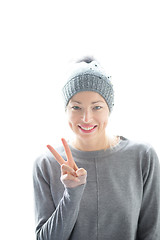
[47,144,65,165]
[61,174,80,183]
[61,164,77,177]
[76,168,87,177]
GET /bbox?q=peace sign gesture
[47,138,87,188]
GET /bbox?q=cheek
[98,113,109,127]
[68,120,72,129]
[101,119,108,128]
[67,113,78,129]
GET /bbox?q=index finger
[47,144,65,166]
[61,138,78,171]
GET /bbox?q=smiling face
[66,91,110,151]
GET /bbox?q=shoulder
[33,145,65,179]
[34,145,65,166]
[122,136,159,166]
[122,136,156,153]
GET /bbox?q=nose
[82,109,93,123]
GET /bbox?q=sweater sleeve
[33,155,86,240]
[137,146,160,240]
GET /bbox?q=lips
[78,125,97,133]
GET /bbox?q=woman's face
[66,91,110,147]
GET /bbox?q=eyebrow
[70,100,105,104]
[92,101,105,104]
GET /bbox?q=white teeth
[80,126,95,130]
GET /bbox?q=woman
[33,57,160,240]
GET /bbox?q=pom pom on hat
[62,56,114,112]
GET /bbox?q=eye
[72,106,81,110]
[93,106,102,110]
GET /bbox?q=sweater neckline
[68,136,129,159]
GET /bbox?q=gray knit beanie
[62,57,114,112]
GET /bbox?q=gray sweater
[33,136,160,240]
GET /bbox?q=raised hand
[47,138,87,188]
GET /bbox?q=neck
[71,134,116,151]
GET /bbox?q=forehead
[70,91,106,104]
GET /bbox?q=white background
[0,0,160,239]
